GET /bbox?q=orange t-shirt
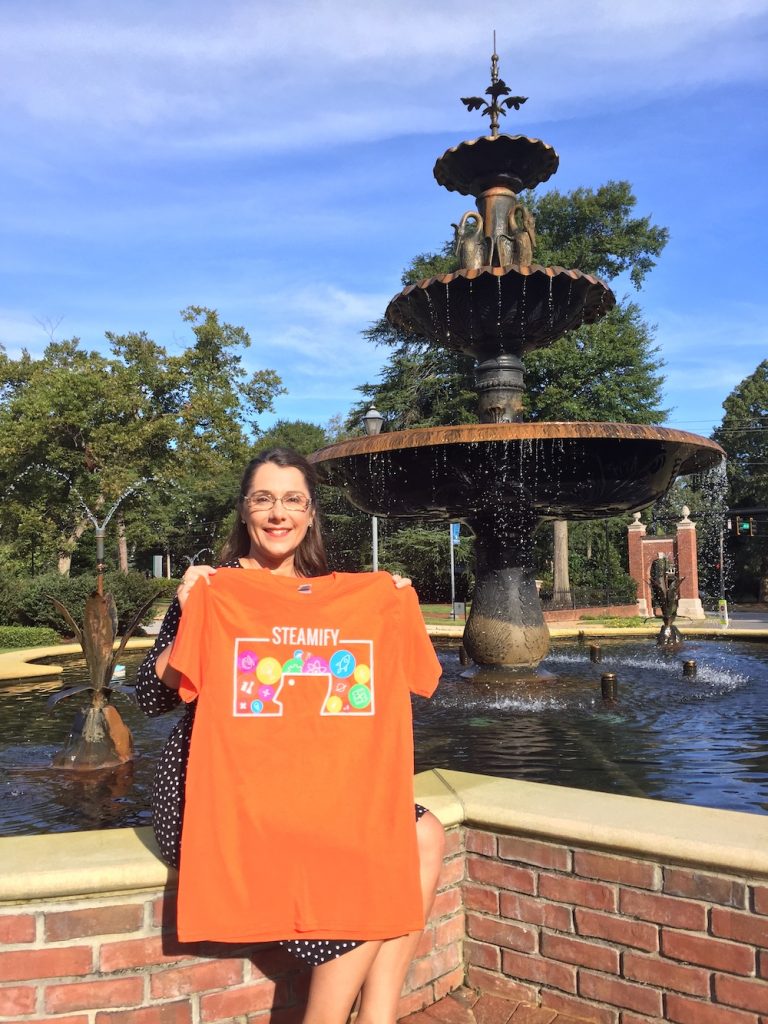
[169,569,442,943]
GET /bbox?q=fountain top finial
[460,35,528,137]
[436,43,557,195]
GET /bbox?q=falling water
[694,460,733,606]
[519,276,527,348]
[496,274,503,339]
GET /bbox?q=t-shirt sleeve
[168,582,207,703]
[399,586,442,697]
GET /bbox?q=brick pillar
[675,505,705,619]
[627,513,648,616]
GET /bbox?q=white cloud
[1,0,766,152]
[656,304,768,359]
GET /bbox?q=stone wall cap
[435,770,768,877]
[0,826,172,902]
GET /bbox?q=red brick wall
[0,827,464,1023]
[463,827,768,1024]
[3,821,766,1023]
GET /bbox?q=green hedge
[151,577,182,599]
[3,572,163,635]
[0,625,60,649]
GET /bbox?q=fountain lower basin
[312,422,723,519]
[312,423,724,671]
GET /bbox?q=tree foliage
[712,360,768,508]
[0,307,284,574]
[523,303,666,424]
[526,180,669,289]
[256,419,329,456]
[712,360,768,599]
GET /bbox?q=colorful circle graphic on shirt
[250,699,264,714]
[303,654,330,674]
[238,650,258,673]
[282,650,304,673]
[348,684,371,709]
[258,685,275,701]
[330,650,356,678]
[353,663,371,685]
[256,657,282,685]
[325,695,343,714]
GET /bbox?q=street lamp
[363,408,384,571]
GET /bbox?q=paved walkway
[401,987,595,1024]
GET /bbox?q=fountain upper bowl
[433,135,560,195]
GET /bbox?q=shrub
[14,572,162,634]
[149,577,182,599]
[0,625,60,650]
[0,574,23,625]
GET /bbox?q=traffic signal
[734,516,755,537]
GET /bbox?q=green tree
[376,523,473,603]
[712,360,768,600]
[0,308,284,575]
[526,179,668,288]
[713,360,768,507]
[256,419,329,456]
[524,302,666,423]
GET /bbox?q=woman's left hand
[390,574,412,589]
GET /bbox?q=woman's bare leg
[356,811,446,1024]
[303,941,383,1024]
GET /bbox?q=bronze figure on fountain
[650,555,684,651]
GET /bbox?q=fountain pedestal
[462,507,548,669]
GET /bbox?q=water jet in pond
[46,484,158,770]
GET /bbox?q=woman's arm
[135,597,184,715]
[135,566,218,713]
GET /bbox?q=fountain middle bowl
[311,422,725,521]
[385,265,616,359]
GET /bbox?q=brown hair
[218,447,329,577]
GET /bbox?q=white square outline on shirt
[232,637,375,718]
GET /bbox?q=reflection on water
[415,639,768,816]
[1,639,767,836]
[0,652,181,836]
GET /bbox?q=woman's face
[241,463,313,574]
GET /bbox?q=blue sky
[1,0,766,440]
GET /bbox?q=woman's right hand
[176,565,217,610]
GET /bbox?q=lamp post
[363,407,384,571]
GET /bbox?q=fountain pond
[1,637,766,837]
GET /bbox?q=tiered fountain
[311,51,723,679]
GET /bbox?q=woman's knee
[416,810,446,870]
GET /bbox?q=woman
[136,447,445,1024]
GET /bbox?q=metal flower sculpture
[46,483,158,770]
[461,42,527,136]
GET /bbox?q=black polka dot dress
[135,561,427,966]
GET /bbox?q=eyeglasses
[242,491,312,513]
